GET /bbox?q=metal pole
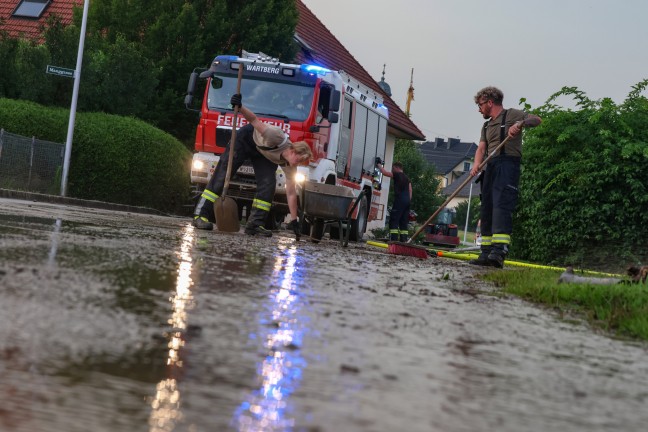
[462,180,473,244]
[28,136,35,189]
[60,0,90,197]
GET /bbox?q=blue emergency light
[300,64,331,75]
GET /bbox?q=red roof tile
[0,0,81,42]
[294,1,425,141]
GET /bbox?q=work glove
[287,219,300,239]
[475,171,484,184]
[230,93,242,108]
[375,156,383,165]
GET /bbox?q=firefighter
[192,94,313,237]
[376,159,412,242]
[469,86,542,267]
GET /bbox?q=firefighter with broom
[376,159,412,242]
[469,86,542,268]
[192,94,313,236]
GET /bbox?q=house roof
[441,170,481,198]
[294,1,425,141]
[419,138,477,175]
[0,0,81,42]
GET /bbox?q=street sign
[46,65,75,78]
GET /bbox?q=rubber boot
[389,231,399,242]
[193,189,216,230]
[469,245,493,266]
[192,216,213,231]
[487,244,508,268]
[399,234,408,243]
[245,208,272,237]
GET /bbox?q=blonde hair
[290,141,313,163]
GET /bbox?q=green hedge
[514,85,648,272]
[0,98,191,213]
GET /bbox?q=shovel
[214,63,244,232]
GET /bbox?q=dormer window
[12,0,52,19]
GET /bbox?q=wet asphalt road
[1,197,647,432]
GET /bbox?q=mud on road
[1,197,647,432]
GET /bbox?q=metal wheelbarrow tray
[299,182,366,246]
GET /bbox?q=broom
[388,135,513,259]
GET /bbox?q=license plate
[237,165,255,175]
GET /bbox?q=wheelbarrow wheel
[329,225,340,240]
[310,218,324,243]
[349,195,367,241]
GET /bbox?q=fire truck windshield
[207,74,315,122]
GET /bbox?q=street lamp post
[60,0,90,197]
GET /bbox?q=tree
[83,0,300,142]
[1,0,301,144]
[454,196,481,233]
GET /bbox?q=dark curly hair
[474,86,504,105]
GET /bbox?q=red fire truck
[184,51,389,241]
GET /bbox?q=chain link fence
[0,129,64,195]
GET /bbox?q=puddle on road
[1,200,647,432]
[233,240,310,431]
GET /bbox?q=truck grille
[216,127,233,146]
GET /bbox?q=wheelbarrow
[297,182,368,247]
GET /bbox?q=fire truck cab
[185,51,389,241]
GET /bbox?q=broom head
[387,242,429,259]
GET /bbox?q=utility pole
[60,0,90,197]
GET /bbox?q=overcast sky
[301,0,648,143]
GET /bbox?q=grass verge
[481,268,648,341]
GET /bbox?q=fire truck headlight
[193,160,205,171]
[294,172,306,184]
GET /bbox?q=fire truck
[184,51,389,241]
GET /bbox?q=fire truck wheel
[310,219,324,242]
[349,195,368,242]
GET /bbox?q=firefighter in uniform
[192,94,313,236]
[376,160,412,242]
[469,86,542,267]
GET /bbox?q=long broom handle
[407,135,512,244]
[222,64,244,197]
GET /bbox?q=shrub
[0,98,191,213]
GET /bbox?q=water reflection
[234,238,309,431]
[149,224,196,432]
[47,218,62,267]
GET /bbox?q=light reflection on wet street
[1,198,647,432]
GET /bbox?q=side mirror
[186,72,198,95]
[184,94,194,108]
[327,112,339,123]
[329,89,341,112]
[185,72,198,109]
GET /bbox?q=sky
[301,0,648,143]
